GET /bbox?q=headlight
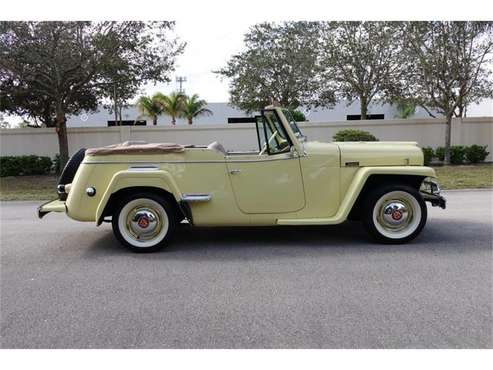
[421,177,441,195]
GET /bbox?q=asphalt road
[1,190,492,348]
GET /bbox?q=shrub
[435,146,466,164]
[0,155,53,177]
[52,154,62,174]
[450,145,467,164]
[465,145,489,163]
[422,147,434,166]
[434,147,444,161]
[289,109,307,122]
[333,129,378,142]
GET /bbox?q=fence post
[450,117,463,146]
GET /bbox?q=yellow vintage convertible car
[39,106,446,252]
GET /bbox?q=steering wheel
[259,131,279,155]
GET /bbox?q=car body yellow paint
[39,106,440,227]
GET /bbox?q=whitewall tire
[112,193,175,252]
[363,185,427,244]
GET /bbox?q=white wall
[1,117,492,161]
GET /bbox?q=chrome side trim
[128,164,160,171]
[84,156,298,165]
[181,193,212,202]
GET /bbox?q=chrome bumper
[38,199,67,219]
[420,192,446,209]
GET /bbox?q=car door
[226,111,305,214]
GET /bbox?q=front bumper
[420,192,447,209]
[38,199,67,219]
[420,178,446,209]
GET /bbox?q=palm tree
[136,94,163,125]
[156,92,186,125]
[181,94,213,125]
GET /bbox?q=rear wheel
[112,193,175,252]
[362,185,427,244]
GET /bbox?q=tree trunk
[153,116,157,126]
[171,116,176,125]
[188,117,193,125]
[55,109,69,169]
[360,96,368,120]
[444,113,453,165]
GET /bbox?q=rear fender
[95,170,182,224]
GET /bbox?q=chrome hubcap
[377,198,414,232]
[126,207,162,241]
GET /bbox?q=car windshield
[282,109,306,141]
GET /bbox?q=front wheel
[112,193,175,252]
[362,185,427,244]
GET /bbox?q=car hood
[304,141,424,167]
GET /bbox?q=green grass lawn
[0,175,58,201]
[433,163,493,190]
[0,164,492,201]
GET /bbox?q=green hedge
[465,145,490,163]
[333,129,378,142]
[423,145,489,165]
[422,147,434,166]
[0,155,53,177]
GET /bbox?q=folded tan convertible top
[85,141,185,156]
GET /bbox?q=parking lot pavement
[0,190,492,348]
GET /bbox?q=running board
[277,217,342,226]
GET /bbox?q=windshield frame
[282,109,307,142]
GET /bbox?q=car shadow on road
[83,218,492,261]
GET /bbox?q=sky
[142,19,251,103]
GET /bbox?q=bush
[422,147,434,166]
[52,154,62,174]
[333,129,378,142]
[450,145,467,164]
[435,146,445,161]
[435,146,466,164]
[0,155,53,177]
[465,145,489,163]
[289,109,307,122]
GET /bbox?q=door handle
[229,169,241,175]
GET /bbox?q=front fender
[278,166,436,225]
[95,170,182,224]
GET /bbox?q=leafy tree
[395,99,416,119]
[215,22,328,113]
[136,94,164,125]
[181,94,212,124]
[156,92,185,125]
[0,67,98,128]
[401,21,493,163]
[0,113,9,128]
[0,21,184,166]
[319,21,406,120]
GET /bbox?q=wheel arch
[348,173,427,221]
[98,186,185,225]
[95,170,184,225]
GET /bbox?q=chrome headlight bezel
[421,177,441,195]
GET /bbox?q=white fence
[1,117,492,161]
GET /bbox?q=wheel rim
[118,198,169,248]
[372,191,421,239]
